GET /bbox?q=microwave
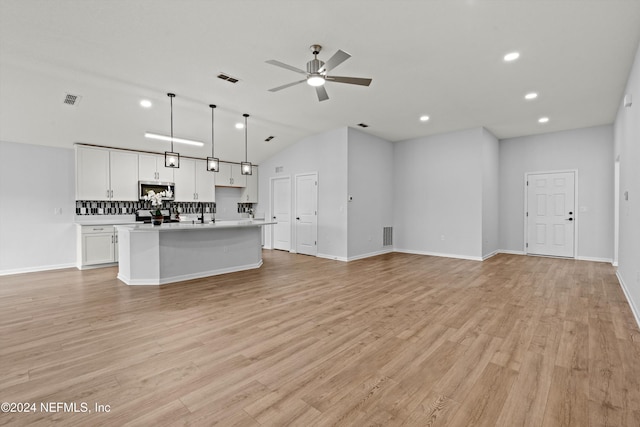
[139,181,175,201]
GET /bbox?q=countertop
[114,219,276,232]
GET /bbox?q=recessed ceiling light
[525,92,538,100]
[235,123,244,129]
[538,117,549,123]
[140,99,152,108]
[420,115,430,122]
[504,52,520,62]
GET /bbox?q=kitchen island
[115,220,275,285]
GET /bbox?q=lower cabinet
[77,225,118,268]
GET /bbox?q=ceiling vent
[217,73,239,83]
[265,136,275,142]
[357,123,369,128]
[63,93,82,106]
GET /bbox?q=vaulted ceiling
[1,0,639,163]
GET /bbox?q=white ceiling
[1,0,639,164]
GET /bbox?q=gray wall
[482,128,500,258]
[257,127,349,260]
[615,42,640,323]
[0,141,76,274]
[499,125,614,261]
[393,128,485,260]
[347,127,394,260]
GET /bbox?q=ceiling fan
[266,44,372,102]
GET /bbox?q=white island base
[115,220,273,285]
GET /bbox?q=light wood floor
[1,251,639,426]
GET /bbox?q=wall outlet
[440,235,445,241]
[53,208,62,215]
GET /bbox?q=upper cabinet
[139,153,174,182]
[240,166,258,203]
[76,146,138,201]
[216,162,246,188]
[174,159,215,202]
[76,145,254,204]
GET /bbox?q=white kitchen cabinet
[76,146,138,201]
[109,150,139,200]
[241,166,258,203]
[77,225,118,268]
[195,160,216,202]
[76,146,110,200]
[139,153,174,182]
[216,162,246,188]
[173,158,196,202]
[174,159,216,202]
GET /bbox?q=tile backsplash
[76,200,216,216]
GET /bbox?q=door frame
[293,172,318,256]
[523,169,578,258]
[269,175,291,251]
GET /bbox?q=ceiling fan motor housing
[307,59,325,74]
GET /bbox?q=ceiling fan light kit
[267,44,372,102]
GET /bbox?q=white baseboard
[497,249,526,255]
[616,271,640,330]
[393,248,483,262]
[576,256,614,263]
[0,263,76,276]
[482,250,499,260]
[317,253,348,262]
[347,248,394,262]
[117,261,263,286]
[77,262,118,271]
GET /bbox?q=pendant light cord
[243,113,249,162]
[168,93,176,152]
[211,105,216,156]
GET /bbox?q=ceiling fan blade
[265,59,307,75]
[316,85,329,102]
[318,49,351,73]
[268,80,306,92]
[325,76,372,86]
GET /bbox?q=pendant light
[206,104,219,172]
[164,93,180,168]
[240,113,252,175]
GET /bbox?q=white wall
[499,125,614,261]
[257,128,349,260]
[481,128,500,258]
[347,127,394,260]
[0,141,76,274]
[615,42,640,324]
[393,128,485,260]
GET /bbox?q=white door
[295,173,318,256]
[526,171,576,258]
[271,177,291,251]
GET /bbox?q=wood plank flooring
[1,251,639,426]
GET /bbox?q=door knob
[566,218,574,221]
[296,217,300,220]
[273,216,276,219]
